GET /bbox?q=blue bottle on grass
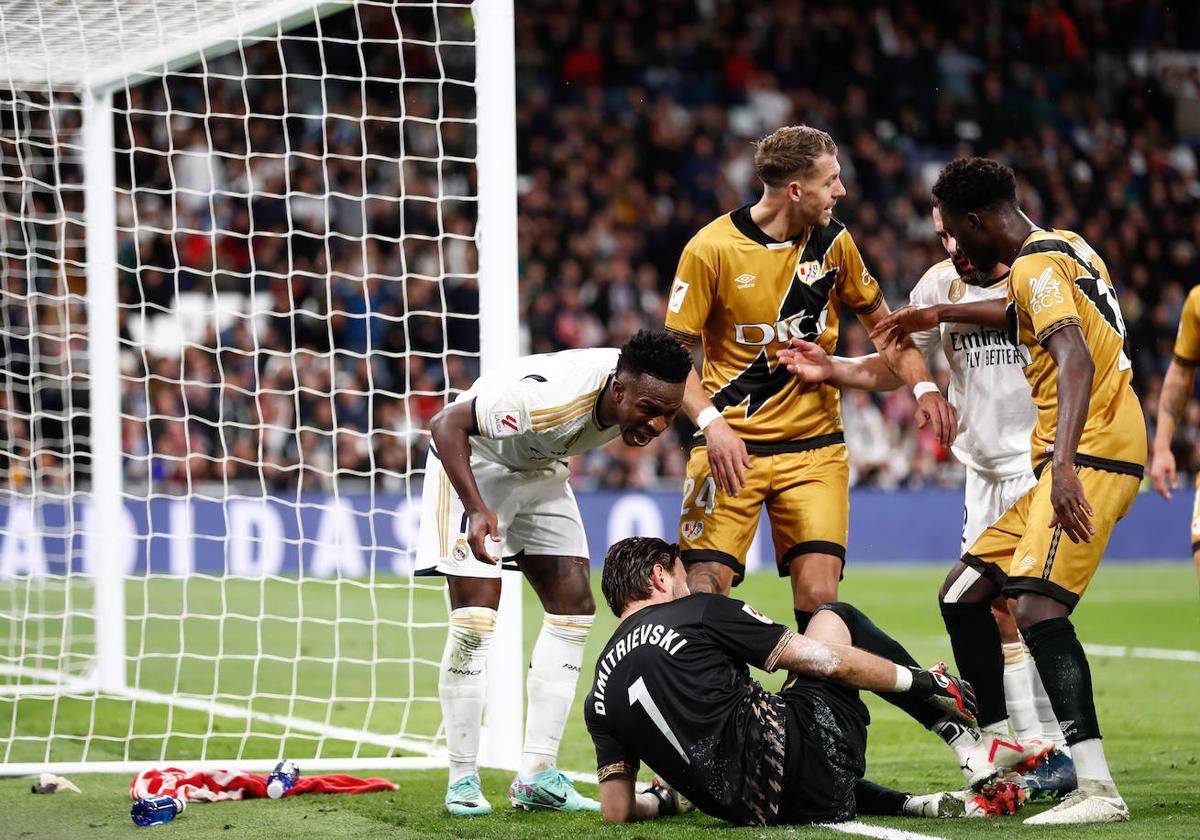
[266,759,300,799]
[131,795,186,826]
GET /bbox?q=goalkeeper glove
[908,662,977,725]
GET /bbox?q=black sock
[816,602,942,728]
[1022,617,1100,745]
[853,779,910,816]
[940,600,1007,728]
[793,609,814,632]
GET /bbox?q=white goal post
[0,0,522,774]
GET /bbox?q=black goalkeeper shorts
[777,675,869,824]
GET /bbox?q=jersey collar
[592,372,615,430]
[730,204,803,249]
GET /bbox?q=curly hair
[932,157,1018,216]
[601,536,678,616]
[754,125,838,187]
[616,329,692,384]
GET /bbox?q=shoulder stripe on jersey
[531,401,596,431]
[909,258,956,298]
[1016,233,1131,355]
[1015,235,1099,278]
[529,388,601,420]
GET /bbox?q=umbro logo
[734,273,756,289]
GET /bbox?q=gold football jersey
[1173,284,1200,364]
[665,206,882,443]
[1006,229,1146,471]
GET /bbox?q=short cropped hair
[601,537,678,616]
[931,157,1018,216]
[754,125,838,187]
[616,330,691,384]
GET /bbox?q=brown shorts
[678,436,849,585]
[964,459,1140,609]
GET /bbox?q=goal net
[0,0,520,773]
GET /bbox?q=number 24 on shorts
[681,476,718,515]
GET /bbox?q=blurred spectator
[5,0,1200,496]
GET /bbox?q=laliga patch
[668,278,689,313]
[742,603,773,624]
[680,520,704,541]
[489,411,521,437]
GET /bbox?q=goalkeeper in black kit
[585,537,1025,826]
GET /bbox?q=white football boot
[1023,779,1129,825]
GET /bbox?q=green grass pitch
[2,563,1198,838]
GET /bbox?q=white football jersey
[458,348,622,471]
[909,259,1035,479]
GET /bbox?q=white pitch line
[562,771,947,840]
[821,822,947,840]
[1085,643,1200,663]
[906,635,1200,665]
[0,662,444,758]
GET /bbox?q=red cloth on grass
[131,767,398,802]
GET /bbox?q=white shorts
[960,468,1037,555]
[414,448,590,578]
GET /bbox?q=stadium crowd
[4,0,1200,494]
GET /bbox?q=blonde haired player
[1150,283,1200,578]
[779,204,1074,798]
[664,125,956,634]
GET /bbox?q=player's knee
[544,587,595,617]
[814,601,863,638]
[1012,592,1067,630]
[793,581,838,612]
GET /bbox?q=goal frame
[0,0,522,776]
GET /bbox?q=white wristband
[912,381,940,400]
[696,406,722,432]
[893,663,914,692]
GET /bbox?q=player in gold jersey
[873,158,1144,825]
[664,125,956,632]
[1150,284,1200,578]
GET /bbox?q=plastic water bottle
[266,759,300,799]
[131,795,186,826]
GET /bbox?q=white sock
[932,716,982,764]
[520,612,593,777]
[1028,661,1068,749]
[1070,738,1114,785]
[982,718,1011,738]
[439,606,496,785]
[1002,642,1041,742]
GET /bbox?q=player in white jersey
[416,330,691,817]
[778,206,1073,797]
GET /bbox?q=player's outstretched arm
[428,401,501,563]
[777,339,902,391]
[774,634,977,725]
[1152,358,1197,500]
[598,775,677,823]
[859,301,957,446]
[870,300,1008,349]
[1043,325,1096,544]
